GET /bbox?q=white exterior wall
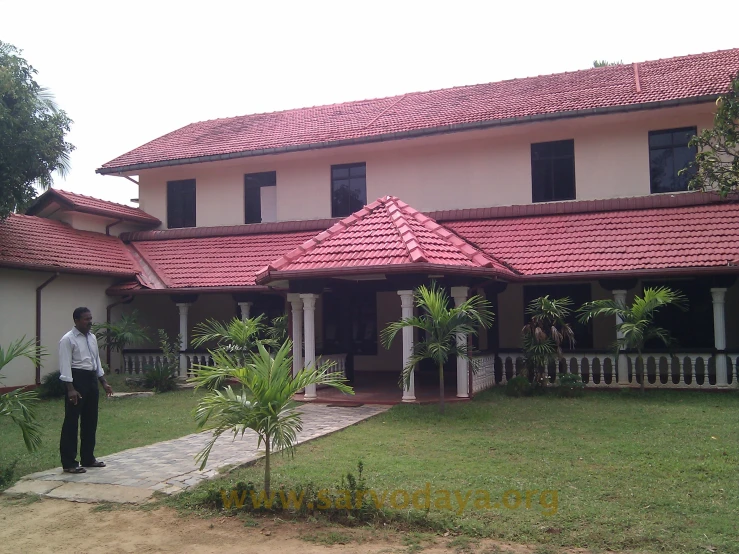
[135,103,715,228]
[0,269,115,388]
[53,212,144,236]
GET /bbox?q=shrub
[143,330,180,393]
[505,375,532,397]
[0,459,18,487]
[37,370,67,399]
[556,372,585,397]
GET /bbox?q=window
[648,127,697,193]
[523,284,593,349]
[531,140,576,203]
[331,163,367,217]
[245,171,277,224]
[167,179,196,228]
[322,290,377,355]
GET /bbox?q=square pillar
[451,286,470,398]
[300,293,319,400]
[398,290,416,402]
[612,289,628,385]
[237,301,253,322]
[287,293,303,378]
[711,288,728,387]
[176,303,191,376]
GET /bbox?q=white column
[287,293,303,378]
[237,301,253,322]
[612,290,628,385]
[451,286,470,398]
[176,303,191,375]
[301,293,318,400]
[711,288,728,387]
[398,290,416,402]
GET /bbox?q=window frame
[530,139,576,203]
[331,162,367,218]
[648,127,698,194]
[166,179,196,229]
[244,171,277,224]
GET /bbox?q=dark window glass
[531,140,576,203]
[642,279,713,349]
[244,171,276,224]
[523,284,593,349]
[167,179,196,229]
[331,162,367,217]
[322,290,377,355]
[648,127,697,193]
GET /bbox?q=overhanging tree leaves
[0,41,74,220]
[682,71,739,197]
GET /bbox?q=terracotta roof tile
[99,49,739,173]
[0,214,139,277]
[26,189,160,225]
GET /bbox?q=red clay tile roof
[99,48,739,173]
[255,196,516,283]
[25,188,160,226]
[446,202,739,277]
[0,214,140,277]
[129,231,319,289]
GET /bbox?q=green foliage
[93,310,150,359]
[683,72,739,197]
[0,41,74,219]
[521,296,575,390]
[266,314,289,346]
[381,283,494,413]
[191,315,275,371]
[0,459,18,487]
[505,375,532,397]
[555,373,585,397]
[37,370,66,399]
[0,336,44,451]
[143,330,180,393]
[190,340,353,495]
[593,59,623,67]
[578,286,688,392]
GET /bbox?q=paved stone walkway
[5,404,389,504]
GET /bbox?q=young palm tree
[522,296,576,388]
[0,337,44,452]
[578,287,688,393]
[93,310,150,367]
[381,283,494,414]
[191,340,352,496]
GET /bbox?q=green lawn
[177,388,739,554]
[0,379,203,488]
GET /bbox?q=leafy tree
[593,60,623,67]
[93,310,150,367]
[0,41,74,220]
[577,287,687,393]
[0,337,44,451]
[682,72,739,197]
[521,296,575,389]
[381,283,494,413]
[191,340,352,496]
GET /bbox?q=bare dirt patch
[0,496,600,553]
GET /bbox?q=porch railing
[492,350,739,389]
[316,353,347,388]
[471,353,496,394]
[121,350,213,378]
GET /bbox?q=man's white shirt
[59,327,104,383]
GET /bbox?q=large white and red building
[2,48,739,399]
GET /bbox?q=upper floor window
[531,140,576,203]
[331,162,366,217]
[648,127,697,193]
[167,179,196,228]
[245,171,277,224]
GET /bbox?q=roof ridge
[384,197,429,263]
[53,188,141,210]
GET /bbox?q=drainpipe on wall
[36,273,59,385]
[105,219,123,236]
[106,295,134,369]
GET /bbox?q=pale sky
[1,0,737,206]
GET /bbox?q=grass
[0,377,203,488]
[173,387,739,553]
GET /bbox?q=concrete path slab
[8,403,389,504]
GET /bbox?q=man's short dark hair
[73,307,91,321]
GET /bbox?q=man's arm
[59,337,82,404]
[92,335,113,396]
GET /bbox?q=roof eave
[106,284,277,296]
[96,95,720,175]
[25,189,160,226]
[0,261,137,279]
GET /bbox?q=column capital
[176,302,191,312]
[612,289,627,302]
[397,289,414,308]
[450,286,469,305]
[286,292,302,303]
[300,293,318,310]
[711,287,728,303]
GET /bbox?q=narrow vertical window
[245,171,277,224]
[648,127,697,193]
[166,179,196,228]
[531,140,576,203]
[331,162,366,217]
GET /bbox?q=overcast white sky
[1,0,737,206]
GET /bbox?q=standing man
[59,307,113,473]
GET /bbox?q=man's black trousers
[59,369,99,468]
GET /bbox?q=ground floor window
[323,291,377,355]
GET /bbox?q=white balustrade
[471,353,496,394]
[315,353,347,388]
[122,351,212,378]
